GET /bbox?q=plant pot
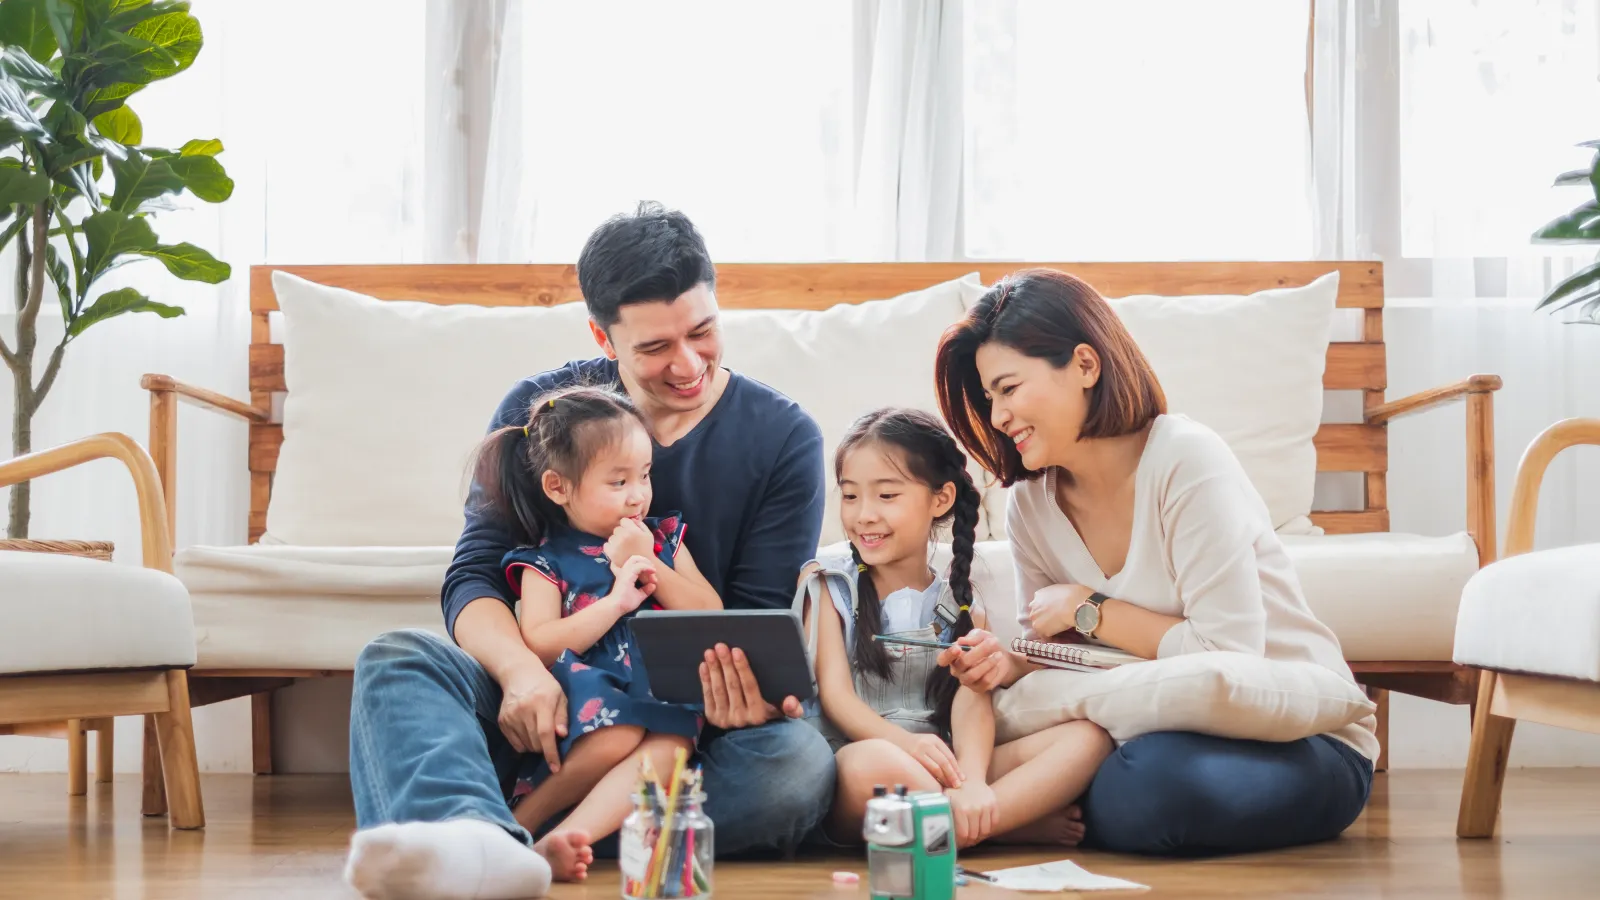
[0,539,114,561]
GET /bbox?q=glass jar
[621,789,713,899]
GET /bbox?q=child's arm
[518,557,655,666]
[950,685,996,784]
[648,544,721,611]
[806,570,962,786]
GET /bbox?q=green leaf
[42,0,75,56]
[0,206,29,251]
[1535,261,1600,311]
[114,8,199,81]
[1532,203,1600,243]
[0,75,49,146]
[1554,168,1591,187]
[45,241,70,318]
[66,285,181,337]
[166,152,229,201]
[132,240,227,282]
[0,163,51,204]
[91,103,140,145]
[78,27,178,89]
[107,147,180,210]
[0,0,65,62]
[107,2,192,32]
[177,137,219,156]
[81,207,155,279]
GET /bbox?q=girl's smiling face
[838,442,955,568]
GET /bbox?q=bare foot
[533,829,594,882]
[994,805,1087,847]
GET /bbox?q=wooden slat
[1492,672,1600,734]
[1314,423,1387,472]
[250,261,1384,313]
[1310,509,1390,534]
[250,424,282,473]
[0,671,170,725]
[250,335,1386,396]
[1324,342,1385,391]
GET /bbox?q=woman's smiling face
[974,340,1100,471]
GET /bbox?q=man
[343,203,835,900]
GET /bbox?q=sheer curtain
[1313,0,1600,767]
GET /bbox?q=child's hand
[605,518,657,572]
[611,555,658,613]
[944,781,999,848]
[895,733,963,788]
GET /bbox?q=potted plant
[1533,139,1600,322]
[0,0,232,541]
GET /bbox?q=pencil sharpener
[862,784,956,900]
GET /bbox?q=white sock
[344,819,553,900]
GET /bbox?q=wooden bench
[137,260,1496,799]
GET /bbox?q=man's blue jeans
[349,629,837,856]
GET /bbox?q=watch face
[1074,602,1100,633]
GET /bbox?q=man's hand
[606,518,657,575]
[936,629,1012,693]
[1027,583,1094,639]
[497,658,569,772]
[699,643,803,729]
[945,781,999,848]
[894,732,964,789]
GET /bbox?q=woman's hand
[606,518,657,574]
[944,781,999,848]
[1028,584,1095,639]
[895,732,964,788]
[937,629,1012,692]
[610,555,658,613]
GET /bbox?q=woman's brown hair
[934,268,1166,486]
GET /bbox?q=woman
[931,269,1376,856]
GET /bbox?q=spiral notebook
[1011,638,1145,673]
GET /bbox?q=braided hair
[469,385,651,547]
[834,408,982,734]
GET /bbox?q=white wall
[6,297,1600,775]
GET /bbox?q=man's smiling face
[592,283,722,415]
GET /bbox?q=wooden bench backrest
[246,262,1386,543]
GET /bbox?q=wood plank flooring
[1,769,1598,898]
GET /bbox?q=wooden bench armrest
[1363,374,1503,568]
[1364,375,1502,426]
[0,433,172,570]
[1502,418,1600,558]
[140,374,269,423]
[140,374,267,548]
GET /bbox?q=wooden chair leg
[66,719,87,796]
[252,691,274,775]
[1458,670,1516,838]
[141,713,168,817]
[94,718,114,784]
[1368,687,1390,773]
[153,670,204,830]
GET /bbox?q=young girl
[473,386,721,882]
[797,408,1113,848]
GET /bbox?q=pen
[958,867,996,883]
[871,635,972,651]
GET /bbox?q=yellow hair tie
[857,564,868,573]
[548,398,556,408]
[958,605,971,613]
[522,424,530,437]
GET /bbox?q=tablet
[627,609,817,707]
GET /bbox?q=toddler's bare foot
[533,829,594,882]
[994,804,1087,847]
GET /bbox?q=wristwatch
[1073,591,1109,637]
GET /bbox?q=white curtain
[1312,0,1600,555]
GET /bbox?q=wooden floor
[1,770,1598,899]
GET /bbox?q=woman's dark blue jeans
[1080,731,1374,856]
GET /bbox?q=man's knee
[727,719,836,808]
[356,628,455,673]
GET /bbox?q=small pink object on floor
[832,871,860,884]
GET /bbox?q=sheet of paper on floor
[982,859,1149,892]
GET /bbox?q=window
[962,0,1313,261]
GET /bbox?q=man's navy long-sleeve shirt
[441,358,826,638]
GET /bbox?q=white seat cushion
[961,532,1479,663]
[1454,544,1600,682]
[176,544,451,670]
[0,551,196,674]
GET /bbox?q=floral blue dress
[500,513,704,803]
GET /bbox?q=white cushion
[991,651,1376,747]
[266,270,988,548]
[0,551,196,674]
[720,273,989,544]
[979,272,1339,536]
[176,544,450,669]
[1454,545,1600,682]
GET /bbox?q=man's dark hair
[576,201,717,330]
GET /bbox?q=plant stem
[6,205,48,539]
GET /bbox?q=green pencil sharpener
[862,784,956,900]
